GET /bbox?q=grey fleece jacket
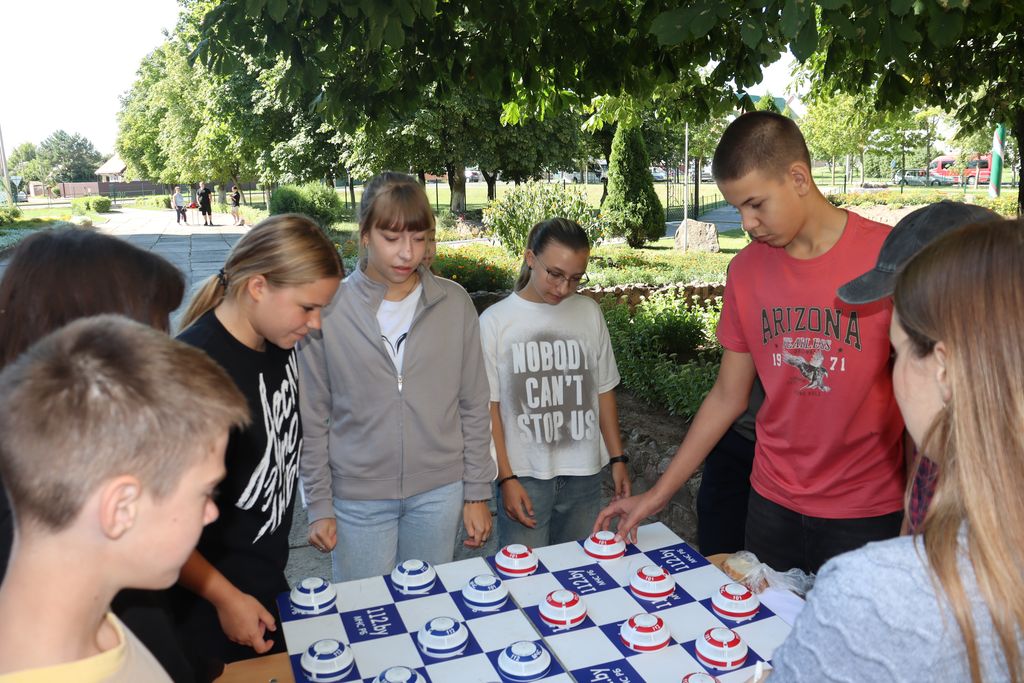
[297,264,495,525]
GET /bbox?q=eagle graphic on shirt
[783,350,831,392]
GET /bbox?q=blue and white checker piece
[289,577,337,615]
[391,559,437,595]
[417,616,469,658]
[461,573,509,612]
[374,665,426,683]
[300,638,355,682]
[496,641,552,682]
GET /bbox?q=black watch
[608,455,629,465]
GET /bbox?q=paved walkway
[665,204,742,237]
[98,208,248,296]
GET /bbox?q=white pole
[683,122,689,251]
[0,121,13,206]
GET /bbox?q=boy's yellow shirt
[0,613,171,683]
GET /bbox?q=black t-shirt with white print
[174,310,300,660]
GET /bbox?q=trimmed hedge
[71,196,112,214]
[828,189,1020,216]
[603,292,722,419]
[269,182,345,228]
[134,195,172,209]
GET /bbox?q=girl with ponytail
[481,217,629,548]
[173,213,342,670]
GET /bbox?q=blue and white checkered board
[278,523,792,682]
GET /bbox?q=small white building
[95,154,127,183]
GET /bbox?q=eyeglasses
[533,253,590,289]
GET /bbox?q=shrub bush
[269,182,344,228]
[0,204,21,225]
[134,194,172,209]
[432,244,519,292]
[588,245,732,286]
[827,189,1020,217]
[71,196,113,214]
[482,182,602,256]
[602,293,722,419]
[603,122,665,247]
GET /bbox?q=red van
[928,154,992,185]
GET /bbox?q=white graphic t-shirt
[480,292,620,479]
[378,284,421,374]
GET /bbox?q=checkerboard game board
[278,523,794,682]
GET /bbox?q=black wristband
[497,474,519,487]
[608,455,629,465]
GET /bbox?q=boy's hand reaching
[593,490,664,544]
[215,589,277,654]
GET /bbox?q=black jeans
[696,428,755,556]
[745,489,902,574]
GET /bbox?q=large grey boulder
[674,219,720,253]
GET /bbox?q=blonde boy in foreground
[0,316,248,681]
[596,112,905,573]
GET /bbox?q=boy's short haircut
[0,315,250,532]
[712,111,812,182]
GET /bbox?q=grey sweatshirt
[770,532,1020,681]
[297,264,495,525]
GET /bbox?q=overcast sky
[0,1,798,157]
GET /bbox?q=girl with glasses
[481,217,629,548]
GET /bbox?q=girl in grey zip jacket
[297,221,495,580]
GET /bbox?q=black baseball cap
[837,201,1000,304]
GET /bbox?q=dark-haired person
[597,111,905,574]
[481,217,628,549]
[0,228,193,680]
[230,185,242,226]
[298,172,495,582]
[198,181,214,226]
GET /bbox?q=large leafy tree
[799,1,1024,214]
[192,1,791,131]
[25,131,105,184]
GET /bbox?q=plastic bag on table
[720,550,815,597]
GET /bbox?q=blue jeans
[331,480,463,582]
[496,471,603,548]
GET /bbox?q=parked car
[570,161,606,183]
[16,191,27,202]
[893,169,929,186]
[465,167,481,182]
[927,171,959,186]
[650,167,668,182]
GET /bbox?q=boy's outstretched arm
[593,350,756,542]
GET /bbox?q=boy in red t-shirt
[596,112,905,573]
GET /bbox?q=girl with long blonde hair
[768,219,1024,682]
[173,214,343,671]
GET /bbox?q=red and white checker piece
[538,589,587,628]
[695,627,749,671]
[711,582,760,621]
[495,544,539,576]
[583,530,626,560]
[619,613,671,652]
[629,564,675,601]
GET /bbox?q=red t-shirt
[716,212,905,518]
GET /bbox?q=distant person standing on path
[198,182,214,227]
[174,186,188,224]
[230,185,242,226]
